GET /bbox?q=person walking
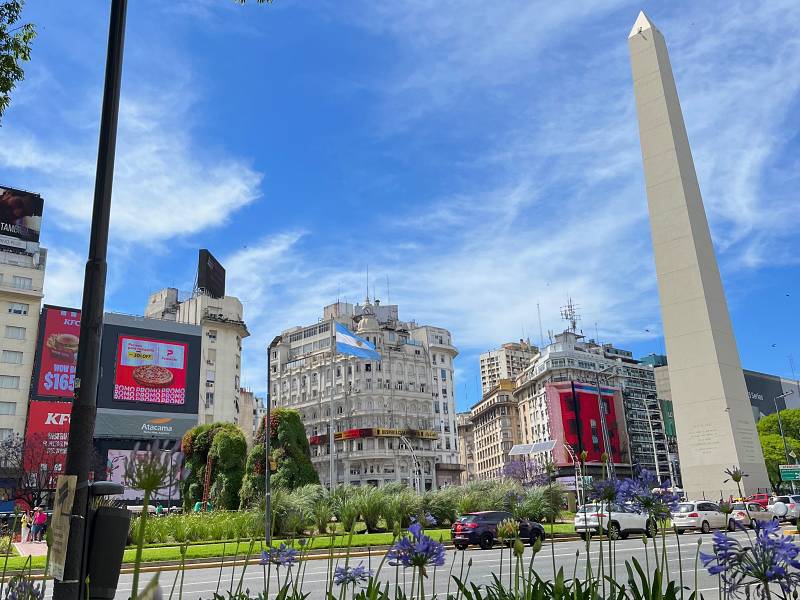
[20,511,30,543]
[32,507,47,542]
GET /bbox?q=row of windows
[0,276,33,290]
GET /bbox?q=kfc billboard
[24,401,72,474]
[0,186,43,251]
[32,306,80,400]
[113,335,189,406]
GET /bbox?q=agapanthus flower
[4,577,44,600]
[411,512,437,527]
[619,470,680,521]
[588,478,623,504]
[333,562,372,587]
[387,523,446,577]
[700,519,800,598]
[260,543,298,568]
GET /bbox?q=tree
[239,408,318,508]
[759,432,800,492]
[181,422,247,510]
[502,458,549,487]
[0,1,36,123]
[0,433,60,509]
[757,408,800,441]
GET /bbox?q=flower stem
[130,490,150,600]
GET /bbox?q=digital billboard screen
[113,335,189,406]
[33,306,80,400]
[97,314,200,415]
[0,186,43,249]
[197,249,225,299]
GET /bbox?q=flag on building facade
[334,322,380,360]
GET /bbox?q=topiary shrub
[239,408,319,508]
[181,422,247,510]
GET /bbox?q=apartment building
[479,341,537,395]
[0,249,46,437]
[456,412,476,484]
[146,288,249,427]
[269,299,461,489]
[470,380,520,480]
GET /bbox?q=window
[208,329,217,341]
[206,369,216,382]
[205,392,214,406]
[0,351,21,364]
[0,376,19,389]
[12,276,32,290]
[441,369,447,380]
[365,363,372,372]
[0,402,14,415]
[207,348,217,363]
[0,429,12,441]
[7,303,28,316]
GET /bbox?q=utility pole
[53,2,127,599]
[773,390,796,493]
[265,336,281,547]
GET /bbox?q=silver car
[768,495,800,524]
[729,502,779,530]
[672,501,728,534]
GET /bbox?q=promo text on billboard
[35,307,80,399]
[24,401,72,476]
[113,335,188,405]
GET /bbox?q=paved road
[45,530,756,599]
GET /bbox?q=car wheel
[646,520,657,538]
[620,532,630,540]
[727,519,735,532]
[454,543,468,550]
[675,528,685,535]
[701,521,711,534]
[529,530,543,546]
[479,532,494,550]
[579,532,592,541]
[607,522,621,541]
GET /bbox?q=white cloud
[42,247,86,309]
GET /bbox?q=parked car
[672,501,728,534]
[451,511,545,550]
[574,503,657,540]
[728,502,779,529]
[746,493,770,509]
[768,495,800,524]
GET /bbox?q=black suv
[451,511,545,550]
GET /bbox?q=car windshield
[577,505,599,513]
[792,496,800,503]
[457,515,478,523]
[731,503,746,510]
[772,497,790,504]
[675,503,695,513]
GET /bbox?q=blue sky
[2,1,799,410]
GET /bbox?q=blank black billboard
[197,249,226,298]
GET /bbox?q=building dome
[357,301,380,333]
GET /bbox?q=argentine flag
[335,322,380,360]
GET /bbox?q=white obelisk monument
[628,12,770,498]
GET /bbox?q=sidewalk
[13,541,47,557]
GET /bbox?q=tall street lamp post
[594,365,617,479]
[53,2,127,599]
[773,389,796,493]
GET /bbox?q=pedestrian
[155,503,163,516]
[32,507,47,542]
[20,511,30,543]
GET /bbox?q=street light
[645,393,663,484]
[773,389,795,493]
[399,435,422,493]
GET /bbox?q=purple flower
[618,470,680,521]
[701,519,800,597]
[4,577,44,600]
[411,512,438,527]
[333,562,372,587]
[588,478,623,504]
[260,543,298,568]
[387,523,446,577]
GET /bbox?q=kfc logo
[45,412,71,426]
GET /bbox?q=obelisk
[628,12,770,498]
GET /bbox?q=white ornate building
[269,299,461,489]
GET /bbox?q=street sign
[779,465,800,482]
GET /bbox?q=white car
[729,502,779,530]
[768,495,800,524]
[672,501,728,534]
[574,503,657,540]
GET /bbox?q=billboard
[744,370,800,422]
[547,382,625,466]
[113,335,188,406]
[197,249,225,299]
[94,410,197,439]
[105,448,183,502]
[24,401,72,476]
[32,306,81,401]
[97,314,200,416]
[0,186,43,250]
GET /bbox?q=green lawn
[0,524,580,573]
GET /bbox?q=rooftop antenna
[595,322,600,344]
[537,301,545,348]
[366,265,370,302]
[386,275,391,304]
[560,298,581,333]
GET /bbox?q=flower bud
[514,538,525,557]
[532,536,543,554]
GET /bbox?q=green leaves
[0,1,36,123]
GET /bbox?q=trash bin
[84,482,131,600]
